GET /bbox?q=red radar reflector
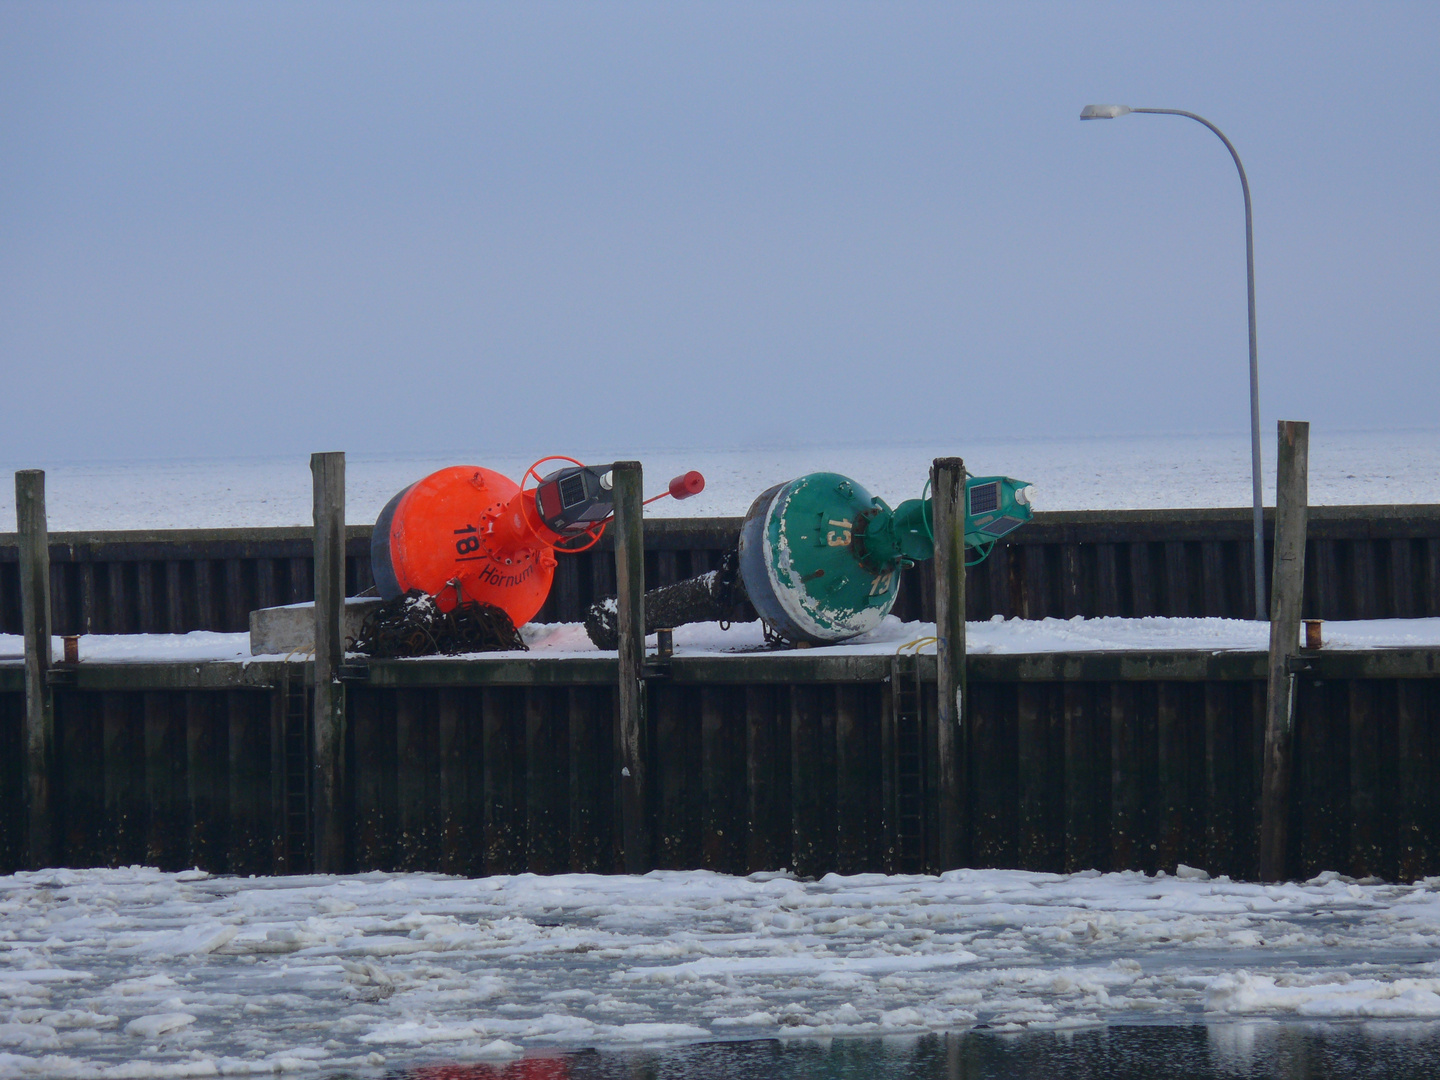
[668,471,705,500]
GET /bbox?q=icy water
[8,867,1440,1077]
[350,1026,1440,1079]
[3,429,1438,531]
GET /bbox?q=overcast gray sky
[2,2,1436,464]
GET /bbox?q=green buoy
[738,472,1033,644]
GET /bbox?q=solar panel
[559,473,587,509]
[980,515,1025,537]
[969,482,1000,516]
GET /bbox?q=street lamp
[1081,104,1266,621]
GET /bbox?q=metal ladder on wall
[280,666,312,874]
[890,652,927,873]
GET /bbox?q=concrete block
[249,598,385,656]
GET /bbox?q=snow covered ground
[3,615,1440,667]
[3,866,1440,1076]
[0,632,253,665]
[514,615,1440,660]
[2,429,1438,532]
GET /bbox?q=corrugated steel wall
[5,674,1438,881]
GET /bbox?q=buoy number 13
[826,519,853,547]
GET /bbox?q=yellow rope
[894,635,937,655]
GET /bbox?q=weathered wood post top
[1260,421,1308,882]
[611,461,650,874]
[15,469,54,869]
[931,457,968,871]
[311,451,346,873]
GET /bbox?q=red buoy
[371,465,561,626]
[373,459,703,629]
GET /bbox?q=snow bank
[6,615,1439,666]
[3,866,1440,1075]
[0,632,251,665]
[535,614,1440,657]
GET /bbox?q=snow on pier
[5,615,1440,666]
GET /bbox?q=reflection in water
[400,1062,571,1080]
[358,1023,1440,1080]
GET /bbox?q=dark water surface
[337,1023,1440,1080]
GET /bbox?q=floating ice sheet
[2,430,1439,530]
[3,866,1440,1076]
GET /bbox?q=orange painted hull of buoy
[371,465,559,627]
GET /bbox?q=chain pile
[350,589,527,658]
[584,550,751,648]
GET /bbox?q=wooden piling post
[16,470,54,868]
[1259,421,1308,881]
[311,451,346,873]
[931,457,968,870]
[612,461,650,872]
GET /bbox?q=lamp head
[1080,104,1132,120]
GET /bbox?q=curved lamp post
[1081,104,1266,621]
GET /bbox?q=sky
[1,2,1436,465]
